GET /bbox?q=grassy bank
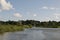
[0,25,32,34]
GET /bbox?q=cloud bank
[0,0,14,11]
[41,6,59,10]
[13,13,22,18]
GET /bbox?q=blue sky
[0,0,60,21]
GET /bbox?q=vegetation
[18,20,60,28]
[0,20,60,34]
[0,24,32,34]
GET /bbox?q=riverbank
[0,25,32,34]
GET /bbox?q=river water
[0,28,60,40]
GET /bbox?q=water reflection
[0,28,60,40]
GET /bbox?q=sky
[0,0,60,21]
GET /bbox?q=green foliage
[0,24,31,34]
[0,20,60,34]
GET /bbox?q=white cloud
[0,0,14,11]
[40,13,60,21]
[41,6,60,10]
[33,14,37,17]
[14,13,22,18]
[43,13,60,21]
[53,13,60,19]
[50,8,55,10]
[42,6,48,9]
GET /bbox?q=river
[0,28,60,40]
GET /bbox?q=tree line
[0,20,60,28]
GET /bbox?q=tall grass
[0,24,32,34]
